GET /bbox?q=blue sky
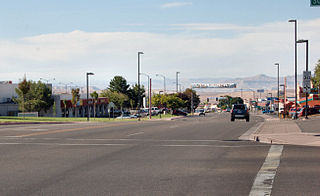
[0,0,319,88]
[0,0,318,38]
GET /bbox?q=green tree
[152,94,162,107]
[312,59,320,88]
[14,79,54,114]
[100,90,129,110]
[90,91,99,118]
[71,88,80,117]
[217,96,243,109]
[162,94,185,111]
[177,88,200,112]
[128,84,145,109]
[108,76,130,95]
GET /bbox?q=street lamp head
[87,72,94,76]
[274,63,279,66]
[176,72,180,74]
[288,19,296,23]
[297,39,308,43]
[138,52,144,55]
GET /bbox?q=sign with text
[311,0,320,6]
[257,89,264,93]
[303,71,311,93]
[191,83,236,88]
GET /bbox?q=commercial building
[0,81,109,117]
[0,81,19,116]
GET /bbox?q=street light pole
[140,73,150,108]
[156,74,166,93]
[137,52,144,109]
[176,72,180,93]
[289,19,298,119]
[275,63,280,118]
[86,72,94,121]
[297,39,309,119]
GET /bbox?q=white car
[151,107,161,115]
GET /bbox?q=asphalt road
[0,113,319,195]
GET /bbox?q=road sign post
[311,0,320,6]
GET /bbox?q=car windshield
[233,105,245,110]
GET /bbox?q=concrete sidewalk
[244,115,320,147]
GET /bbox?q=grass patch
[150,114,176,119]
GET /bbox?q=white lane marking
[0,142,269,148]
[0,143,129,146]
[0,137,243,142]
[169,125,179,129]
[127,132,144,136]
[249,145,283,196]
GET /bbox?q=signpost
[303,71,311,93]
[311,0,320,6]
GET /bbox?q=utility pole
[176,72,180,93]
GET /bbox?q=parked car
[151,107,161,115]
[231,104,249,122]
[288,107,299,117]
[116,114,137,119]
[194,108,205,116]
[173,109,188,116]
[262,109,274,114]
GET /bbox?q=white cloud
[0,18,320,89]
[171,23,255,31]
[161,2,192,8]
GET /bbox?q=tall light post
[86,72,94,121]
[176,72,180,93]
[140,73,150,108]
[288,19,298,119]
[137,52,144,109]
[297,39,309,119]
[156,74,166,93]
[275,63,280,118]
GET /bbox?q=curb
[0,121,74,126]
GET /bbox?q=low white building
[0,81,19,116]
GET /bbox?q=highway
[0,113,320,195]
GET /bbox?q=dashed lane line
[127,132,145,136]
[14,121,140,137]
[249,145,283,196]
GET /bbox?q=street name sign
[303,71,311,93]
[311,0,320,6]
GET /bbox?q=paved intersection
[0,113,319,195]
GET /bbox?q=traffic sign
[311,0,320,6]
[303,71,311,93]
[257,89,264,93]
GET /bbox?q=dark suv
[231,104,249,122]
